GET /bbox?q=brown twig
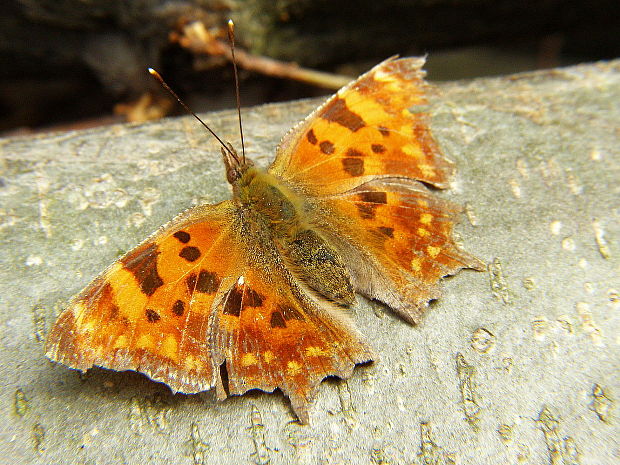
[171,22,353,90]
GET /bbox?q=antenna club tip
[148,68,164,82]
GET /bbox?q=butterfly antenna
[148,67,238,162]
[227,19,246,163]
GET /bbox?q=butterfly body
[46,57,483,423]
[234,162,355,305]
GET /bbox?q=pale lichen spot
[589,148,602,161]
[241,353,258,367]
[427,245,441,258]
[136,333,154,349]
[420,213,433,225]
[237,275,245,286]
[286,360,302,376]
[305,346,328,357]
[160,335,178,361]
[417,227,430,238]
[410,257,422,272]
[25,255,43,266]
[263,351,274,363]
[71,239,85,251]
[402,143,423,158]
[562,237,576,251]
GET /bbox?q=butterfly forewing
[269,57,454,195]
[46,202,239,393]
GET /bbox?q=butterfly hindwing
[314,178,484,323]
[211,266,372,423]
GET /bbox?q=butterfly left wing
[269,57,454,195]
[210,261,372,423]
[267,56,483,324]
[311,178,484,323]
[46,201,372,423]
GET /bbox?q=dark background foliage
[1,0,617,133]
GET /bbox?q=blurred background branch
[1,0,618,133]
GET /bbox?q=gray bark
[1,60,618,464]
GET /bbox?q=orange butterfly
[46,57,483,423]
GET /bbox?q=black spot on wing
[122,243,163,296]
[319,140,335,155]
[346,148,365,157]
[378,226,394,238]
[179,246,201,262]
[173,231,191,243]
[145,308,161,323]
[378,126,390,137]
[223,286,243,316]
[172,300,185,316]
[342,157,364,176]
[187,270,219,294]
[270,311,286,328]
[371,144,386,153]
[358,191,388,204]
[306,129,318,145]
[222,285,265,317]
[245,288,265,307]
[321,97,366,132]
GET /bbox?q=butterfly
[45,57,483,423]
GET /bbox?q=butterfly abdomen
[283,229,354,305]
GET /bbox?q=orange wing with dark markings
[46,202,236,394]
[270,56,483,323]
[210,265,371,423]
[269,57,454,194]
[46,201,372,423]
[316,178,484,323]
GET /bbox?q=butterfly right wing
[45,201,241,394]
[46,200,372,423]
[269,57,454,195]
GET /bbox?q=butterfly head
[221,142,254,185]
